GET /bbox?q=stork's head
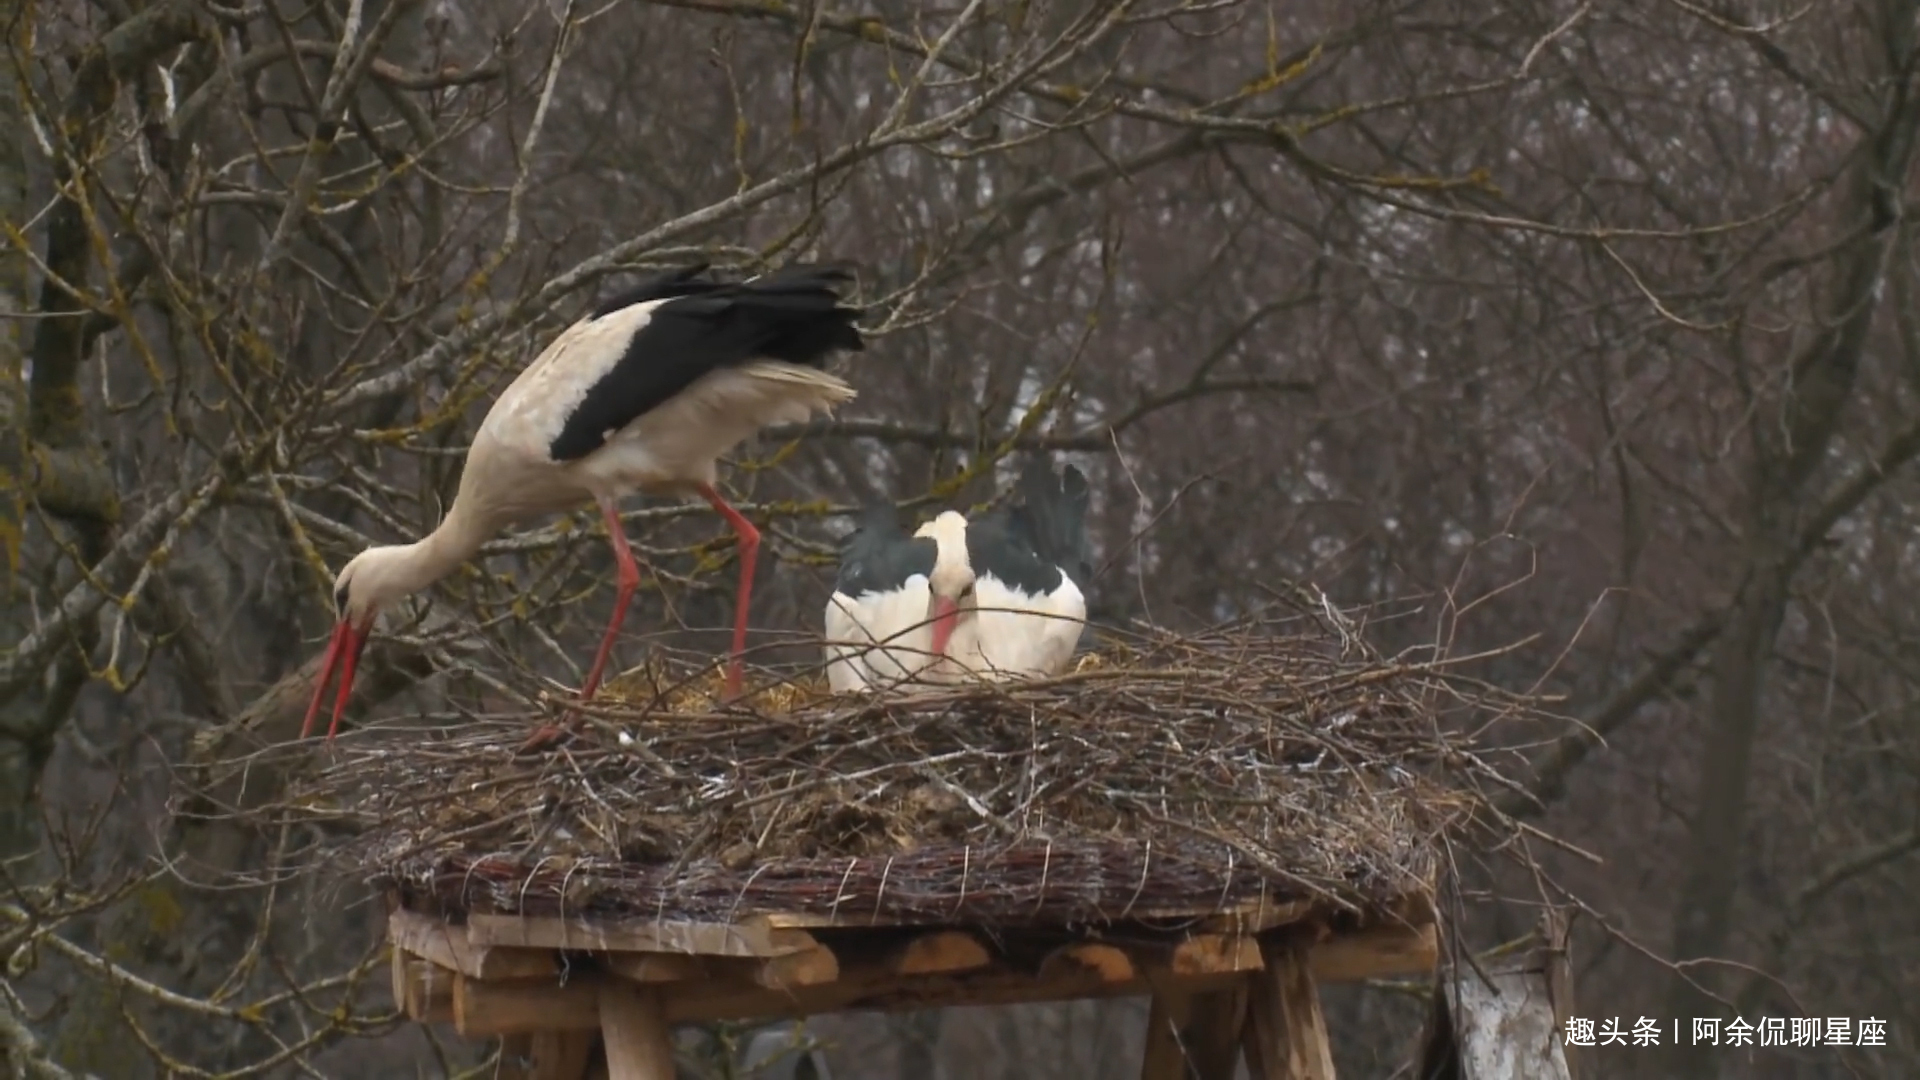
[301,543,439,742]
[334,544,446,624]
[914,510,976,656]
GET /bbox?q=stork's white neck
[341,501,493,615]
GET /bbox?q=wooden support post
[467,912,818,957]
[498,1033,595,1080]
[496,1035,534,1080]
[529,1033,598,1080]
[1183,983,1250,1080]
[1413,911,1573,1080]
[1139,987,1194,1080]
[1242,943,1336,1080]
[1141,978,1248,1080]
[392,910,559,980]
[599,980,675,1080]
[389,946,406,1010]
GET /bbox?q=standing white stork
[822,457,1090,692]
[302,262,865,747]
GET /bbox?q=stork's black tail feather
[657,262,865,366]
[591,262,864,365]
[590,262,718,319]
[1009,457,1092,588]
[739,264,866,362]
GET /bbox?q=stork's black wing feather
[965,505,1064,597]
[1007,458,1092,588]
[834,504,936,597]
[549,263,865,462]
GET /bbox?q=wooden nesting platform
[387,893,1438,1080]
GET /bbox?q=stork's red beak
[929,596,959,657]
[301,619,370,742]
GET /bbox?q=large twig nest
[287,614,1531,928]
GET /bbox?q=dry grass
[286,611,1534,929]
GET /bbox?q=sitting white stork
[822,458,1090,692]
[944,457,1092,680]
[822,505,967,693]
[303,262,865,748]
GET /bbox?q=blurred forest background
[3,0,1918,1076]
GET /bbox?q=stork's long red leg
[580,495,643,702]
[520,496,641,753]
[697,482,759,698]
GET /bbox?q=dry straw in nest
[289,615,1528,929]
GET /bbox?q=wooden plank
[393,953,455,1023]
[1038,943,1135,983]
[744,898,1319,933]
[599,981,675,1080]
[467,913,818,958]
[1242,943,1336,1080]
[455,973,602,1036]
[744,911,885,930]
[604,952,714,983]
[445,922,1439,1036]
[1197,898,1317,935]
[602,948,836,989]
[1140,987,1194,1080]
[392,910,560,980]
[1308,921,1436,982]
[446,964,1248,1033]
[669,964,1245,1023]
[890,931,991,975]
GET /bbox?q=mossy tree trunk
[0,0,36,866]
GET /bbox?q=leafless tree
[4,0,1919,1077]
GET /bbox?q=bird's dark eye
[960,583,975,599]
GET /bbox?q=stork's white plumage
[822,458,1091,693]
[943,564,1086,681]
[304,263,865,749]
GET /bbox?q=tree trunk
[1661,6,1920,1069]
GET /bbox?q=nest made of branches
[287,613,1532,929]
